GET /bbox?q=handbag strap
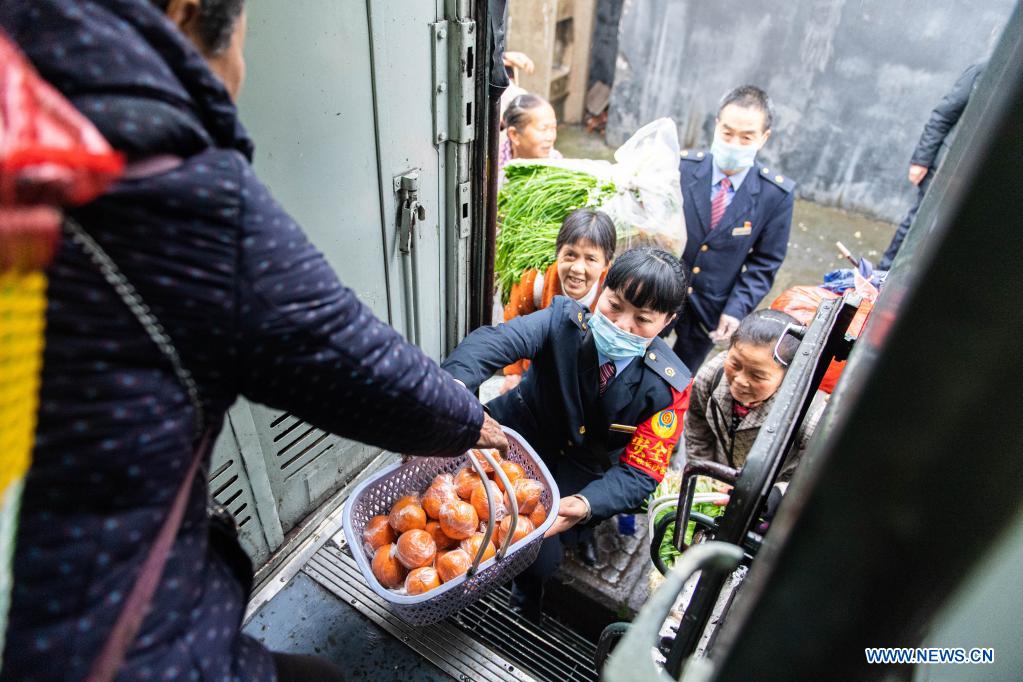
[62,216,209,681]
[86,430,211,682]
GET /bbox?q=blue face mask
[589,309,651,361]
[711,136,759,173]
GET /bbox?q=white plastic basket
[341,427,560,625]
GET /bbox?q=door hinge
[432,19,476,145]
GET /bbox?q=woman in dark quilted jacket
[0,1,506,679]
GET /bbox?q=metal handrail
[601,542,744,682]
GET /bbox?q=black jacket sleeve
[910,63,985,168]
[234,159,483,457]
[441,304,556,391]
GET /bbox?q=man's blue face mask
[711,136,759,173]
[589,309,651,360]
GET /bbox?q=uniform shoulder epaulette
[557,296,588,331]
[642,339,691,392]
[679,149,707,162]
[757,164,796,193]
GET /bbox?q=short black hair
[718,85,774,131]
[556,209,617,261]
[731,309,800,365]
[149,0,245,54]
[502,93,550,131]
[604,247,688,315]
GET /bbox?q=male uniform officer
[672,85,795,371]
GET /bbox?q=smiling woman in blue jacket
[442,248,694,620]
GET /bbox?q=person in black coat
[0,1,506,680]
[443,248,693,619]
[672,85,796,373]
[879,62,986,269]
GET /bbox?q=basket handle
[484,450,519,559]
[466,452,495,576]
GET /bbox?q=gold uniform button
[648,352,657,360]
[578,425,586,435]
[665,367,676,377]
[680,149,689,157]
[775,175,784,183]
[692,266,701,274]
[687,286,693,294]
[696,151,705,159]
[577,312,583,323]
[762,167,770,174]
[700,244,709,252]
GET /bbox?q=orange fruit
[422,475,457,520]
[506,478,542,515]
[454,467,482,500]
[470,480,507,522]
[494,460,526,493]
[438,500,479,540]
[405,566,441,595]
[460,532,496,564]
[436,548,472,583]
[425,520,457,551]
[363,515,396,551]
[389,495,427,534]
[469,449,501,475]
[395,529,437,569]
[528,502,548,528]
[371,543,406,589]
[495,515,535,547]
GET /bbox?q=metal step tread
[304,543,598,682]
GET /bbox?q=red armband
[620,383,692,482]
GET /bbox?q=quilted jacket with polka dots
[0,1,484,679]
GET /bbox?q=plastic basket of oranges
[342,427,560,625]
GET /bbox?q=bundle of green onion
[495,163,616,302]
[645,473,726,570]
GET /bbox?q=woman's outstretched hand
[544,495,589,538]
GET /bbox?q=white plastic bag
[600,118,686,256]
[501,118,686,257]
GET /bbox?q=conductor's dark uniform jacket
[442,297,692,518]
[673,150,795,369]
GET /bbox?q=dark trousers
[272,652,346,681]
[510,524,591,622]
[671,303,717,373]
[879,171,933,270]
[509,459,597,621]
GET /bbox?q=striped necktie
[598,360,616,395]
[710,176,732,230]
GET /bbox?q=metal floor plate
[305,543,598,682]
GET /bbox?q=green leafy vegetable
[495,163,615,302]
[646,473,725,570]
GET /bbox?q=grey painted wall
[607,0,1012,222]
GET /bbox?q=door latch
[397,172,427,254]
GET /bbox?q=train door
[204,0,479,568]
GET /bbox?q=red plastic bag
[0,29,122,269]
[770,285,874,393]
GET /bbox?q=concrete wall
[606,0,1012,222]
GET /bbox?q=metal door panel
[367,0,448,359]
[238,1,392,320]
